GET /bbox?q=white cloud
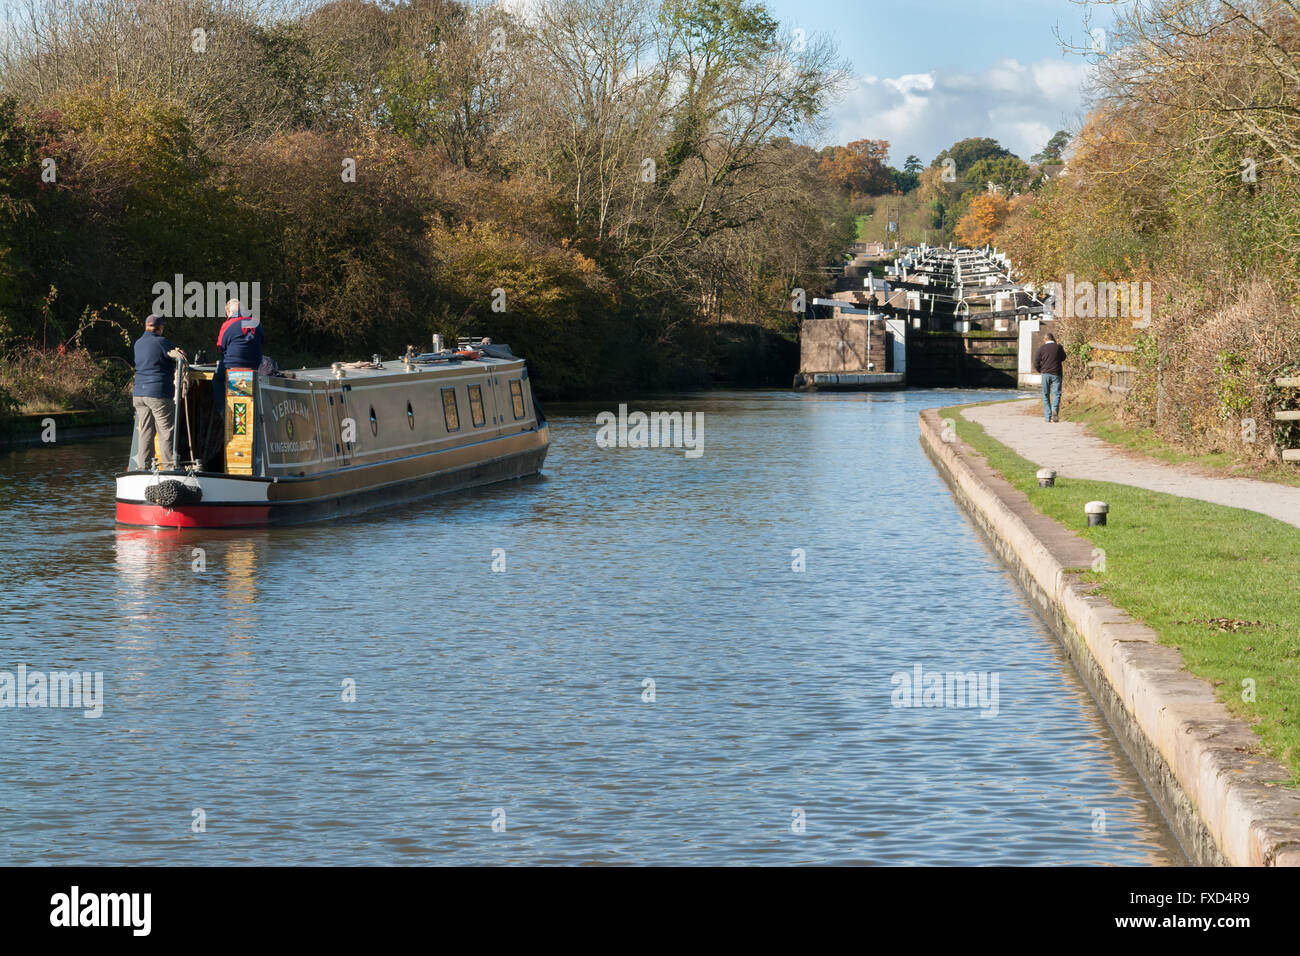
[828,56,1090,163]
[884,74,934,96]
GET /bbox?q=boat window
[369,406,378,435]
[509,380,525,419]
[441,387,460,432]
[468,384,486,427]
[406,400,415,429]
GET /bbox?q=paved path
[961,399,1300,530]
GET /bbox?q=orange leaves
[819,139,894,196]
[954,193,1010,247]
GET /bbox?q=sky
[764,0,1104,164]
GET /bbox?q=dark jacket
[217,314,264,370]
[1034,341,1067,376]
[133,331,179,398]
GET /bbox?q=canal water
[0,389,1181,864]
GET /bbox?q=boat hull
[116,425,548,529]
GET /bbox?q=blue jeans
[1041,373,1062,421]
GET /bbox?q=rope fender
[144,480,202,509]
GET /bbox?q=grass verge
[941,402,1300,786]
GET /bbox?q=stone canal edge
[919,407,1300,866]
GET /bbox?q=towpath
[960,398,1300,530]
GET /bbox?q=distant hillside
[853,192,933,247]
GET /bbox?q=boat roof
[192,352,524,383]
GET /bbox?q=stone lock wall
[799,314,889,374]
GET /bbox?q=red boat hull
[115,501,272,528]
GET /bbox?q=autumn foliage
[818,139,895,197]
[994,0,1300,460]
[0,0,855,397]
[954,194,1009,247]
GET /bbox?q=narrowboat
[115,342,549,528]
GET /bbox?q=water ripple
[0,390,1181,864]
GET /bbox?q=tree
[927,198,944,230]
[966,155,1031,196]
[1032,130,1069,165]
[932,137,1011,179]
[1087,0,1300,177]
[382,2,516,170]
[0,98,35,341]
[890,167,919,193]
[983,0,1300,462]
[0,0,322,151]
[954,193,1010,247]
[819,139,894,195]
[518,0,661,239]
[0,0,855,398]
[903,154,922,174]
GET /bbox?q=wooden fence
[1084,342,1137,395]
[1276,377,1300,462]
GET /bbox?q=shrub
[0,344,130,413]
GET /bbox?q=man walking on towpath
[1034,332,1068,423]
